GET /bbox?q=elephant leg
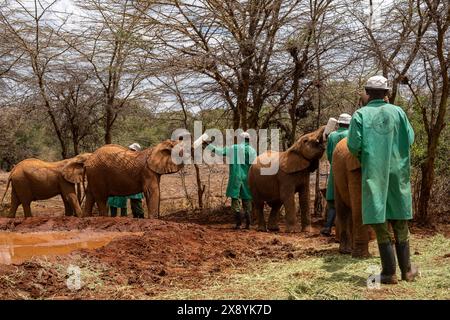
[349,171,370,258]
[82,188,95,217]
[335,190,352,254]
[144,176,160,218]
[254,200,266,232]
[352,224,370,258]
[22,201,32,218]
[8,189,20,218]
[267,201,282,231]
[298,182,312,233]
[61,183,82,217]
[250,200,257,225]
[145,191,160,218]
[96,199,108,217]
[281,192,298,233]
[63,198,74,217]
[66,193,82,217]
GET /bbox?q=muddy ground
[0,166,448,300]
[0,215,337,299]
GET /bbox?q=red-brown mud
[0,170,447,299]
[0,215,333,299]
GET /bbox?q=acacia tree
[149,0,311,131]
[407,0,449,224]
[47,65,104,155]
[68,0,156,144]
[348,0,448,224]
[153,74,207,210]
[348,0,432,104]
[0,0,73,158]
[0,8,22,80]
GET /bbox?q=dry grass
[150,233,450,300]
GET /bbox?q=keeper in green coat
[107,193,144,218]
[320,113,351,236]
[347,75,418,284]
[107,196,128,217]
[207,132,257,229]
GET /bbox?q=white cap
[128,143,141,151]
[240,132,250,139]
[365,75,391,90]
[337,113,352,125]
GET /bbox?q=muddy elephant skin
[248,126,326,233]
[333,137,373,258]
[1,153,91,218]
[83,140,183,218]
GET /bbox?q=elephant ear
[62,153,91,184]
[279,149,310,173]
[148,140,183,174]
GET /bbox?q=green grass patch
[153,234,450,300]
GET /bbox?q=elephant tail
[1,173,12,205]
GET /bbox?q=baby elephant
[248,126,326,232]
[1,153,91,218]
[332,138,373,257]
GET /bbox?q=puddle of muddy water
[0,231,143,265]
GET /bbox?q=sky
[54,0,76,14]
[52,0,394,20]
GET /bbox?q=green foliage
[0,110,60,170]
[112,108,164,148]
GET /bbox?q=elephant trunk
[316,126,326,144]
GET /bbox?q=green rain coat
[208,141,257,200]
[108,193,143,208]
[107,196,128,208]
[128,193,144,200]
[347,99,414,225]
[325,127,349,201]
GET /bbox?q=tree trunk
[288,47,301,146]
[313,58,323,217]
[232,109,240,130]
[416,16,449,225]
[417,127,440,225]
[389,78,399,104]
[289,117,297,146]
[104,101,114,144]
[239,100,248,131]
[194,164,205,210]
[46,108,68,159]
[313,169,322,217]
[37,77,68,159]
[72,131,79,156]
[237,40,253,131]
